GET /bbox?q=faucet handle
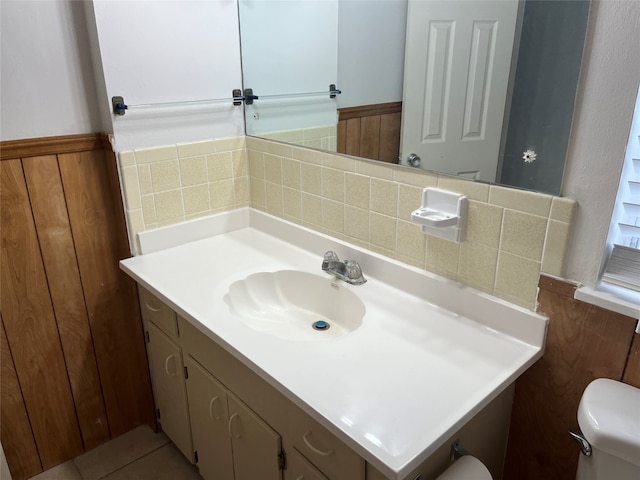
[344,260,366,283]
[322,250,340,271]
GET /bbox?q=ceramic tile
[137,165,153,196]
[457,242,499,293]
[179,156,207,187]
[150,161,181,192]
[425,236,460,280]
[321,167,345,202]
[250,178,266,209]
[134,145,177,164]
[245,136,265,151]
[489,185,552,217]
[119,151,136,167]
[264,154,283,185]
[301,163,322,196]
[100,443,200,480]
[30,461,82,480]
[302,193,322,227]
[265,140,293,158]
[396,220,426,263]
[466,201,503,248]
[265,182,284,215]
[541,220,572,277]
[232,150,248,177]
[322,152,356,172]
[370,178,398,217]
[141,195,157,226]
[303,138,322,149]
[550,197,577,223]
[120,166,141,210]
[213,136,244,152]
[303,126,330,139]
[393,168,438,188]
[292,146,322,165]
[355,159,394,180]
[207,152,234,182]
[176,140,217,158]
[248,150,265,179]
[282,158,301,189]
[182,184,210,215]
[72,425,169,480]
[500,210,548,261]
[495,252,541,309]
[345,173,370,210]
[345,206,369,241]
[369,212,396,251]
[234,177,250,205]
[436,175,490,202]
[398,184,423,221]
[154,190,184,222]
[126,208,144,254]
[283,187,303,220]
[322,199,345,234]
[265,129,303,143]
[209,179,235,211]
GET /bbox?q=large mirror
[239,0,590,196]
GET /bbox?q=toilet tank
[576,379,640,480]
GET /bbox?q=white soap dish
[411,188,467,243]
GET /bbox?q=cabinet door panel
[228,394,282,480]
[185,356,234,480]
[286,448,328,480]
[139,287,178,340]
[146,322,193,461]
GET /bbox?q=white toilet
[434,455,492,480]
[574,378,640,480]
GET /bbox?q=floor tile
[29,461,83,480]
[73,425,169,480]
[101,444,201,480]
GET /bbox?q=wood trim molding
[538,274,579,299]
[338,101,402,121]
[1,133,108,161]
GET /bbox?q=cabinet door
[185,356,234,480]
[145,321,193,461]
[286,448,329,480]
[227,393,282,480]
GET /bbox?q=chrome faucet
[322,251,367,285]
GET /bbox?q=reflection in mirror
[239,0,590,196]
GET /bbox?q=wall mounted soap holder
[411,188,467,243]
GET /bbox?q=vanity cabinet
[143,321,193,462]
[286,448,329,480]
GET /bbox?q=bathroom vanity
[120,209,547,480]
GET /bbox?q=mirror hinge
[278,449,286,470]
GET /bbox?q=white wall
[0,0,104,140]
[562,0,640,286]
[337,0,407,108]
[90,0,244,151]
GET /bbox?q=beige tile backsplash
[118,135,577,310]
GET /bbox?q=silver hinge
[194,451,199,464]
[184,366,189,379]
[278,449,286,470]
[145,331,150,344]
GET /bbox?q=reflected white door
[401,0,519,181]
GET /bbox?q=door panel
[185,356,234,480]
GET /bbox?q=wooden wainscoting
[503,275,639,480]
[1,134,155,480]
[337,102,402,163]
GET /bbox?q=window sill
[574,283,640,331]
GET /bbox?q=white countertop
[120,209,547,479]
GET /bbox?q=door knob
[407,153,421,167]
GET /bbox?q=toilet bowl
[574,378,640,480]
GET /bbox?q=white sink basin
[223,270,365,341]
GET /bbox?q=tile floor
[29,426,202,480]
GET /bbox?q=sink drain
[312,320,330,331]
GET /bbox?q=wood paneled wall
[504,275,639,480]
[337,102,402,163]
[1,134,155,480]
